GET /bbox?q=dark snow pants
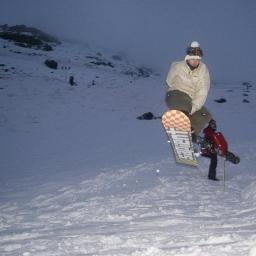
[202,153,218,179]
[165,90,212,135]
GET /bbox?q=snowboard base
[162,110,197,166]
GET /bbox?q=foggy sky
[1,0,256,82]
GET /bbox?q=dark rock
[0,24,60,51]
[214,98,227,103]
[136,112,161,120]
[43,44,53,51]
[90,61,114,68]
[137,67,152,78]
[44,59,58,69]
[0,24,60,43]
[86,55,114,68]
[124,66,152,78]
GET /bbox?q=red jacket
[202,126,228,156]
[203,126,215,141]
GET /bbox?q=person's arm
[191,66,210,114]
[166,63,177,91]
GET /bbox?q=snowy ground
[0,39,256,256]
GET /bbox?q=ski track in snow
[0,39,256,255]
[1,160,256,256]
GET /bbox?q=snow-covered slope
[0,39,256,256]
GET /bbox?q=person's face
[187,59,201,68]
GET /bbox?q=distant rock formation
[0,24,60,51]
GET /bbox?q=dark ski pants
[165,90,212,135]
[202,153,218,179]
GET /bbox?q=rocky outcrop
[44,59,58,69]
[0,24,60,51]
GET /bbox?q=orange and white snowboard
[162,110,197,166]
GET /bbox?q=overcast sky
[1,0,256,82]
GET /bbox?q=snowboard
[161,110,198,166]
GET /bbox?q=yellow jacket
[166,60,210,114]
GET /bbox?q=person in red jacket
[201,119,239,181]
[201,119,219,180]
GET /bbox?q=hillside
[0,37,256,256]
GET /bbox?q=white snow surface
[0,39,256,256]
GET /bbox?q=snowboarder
[201,119,240,181]
[165,41,211,140]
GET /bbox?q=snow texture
[0,38,256,256]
